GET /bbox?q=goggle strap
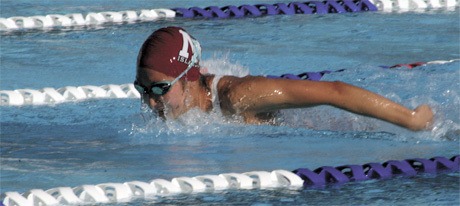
[170,38,200,85]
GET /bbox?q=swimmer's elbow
[330,81,348,91]
[320,81,361,108]
[328,81,350,98]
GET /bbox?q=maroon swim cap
[137,26,201,81]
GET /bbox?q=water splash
[201,53,249,77]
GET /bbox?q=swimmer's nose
[147,95,165,113]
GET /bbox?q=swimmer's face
[137,68,188,119]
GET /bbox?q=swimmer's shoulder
[216,75,265,91]
[218,75,289,101]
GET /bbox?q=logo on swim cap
[137,26,201,81]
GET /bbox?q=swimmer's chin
[155,110,167,121]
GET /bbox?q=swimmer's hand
[408,105,434,131]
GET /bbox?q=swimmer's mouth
[156,109,166,120]
[153,104,164,114]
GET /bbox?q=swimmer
[134,26,433,131]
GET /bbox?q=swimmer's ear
[200,67,209,74]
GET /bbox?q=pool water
[1,0,459,205]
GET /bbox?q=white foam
[201,54,250,77]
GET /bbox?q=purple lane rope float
[172,0,377,18]
[294,155,459,187]
[2,155,458,206]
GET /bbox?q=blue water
[1,1,459,205]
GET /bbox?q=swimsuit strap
[211,75,223,114]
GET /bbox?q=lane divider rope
[1,0,458,31]
[0,84,141,106]
[0,9,176,31]
[2,155,458,206]
[1,59,458,106]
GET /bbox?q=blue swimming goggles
[134,39,201,96]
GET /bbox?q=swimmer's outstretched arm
[227,76,433,131]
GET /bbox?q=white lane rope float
[0,84,140,106]
[0,0,458,31]
[1,59,458,106]
[3,170,304,206]
[0,9,175,31]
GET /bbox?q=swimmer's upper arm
[228,77,342,113]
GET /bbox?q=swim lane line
[2,155,458,206]
[1,59,458,106]
[0,0,458,31]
